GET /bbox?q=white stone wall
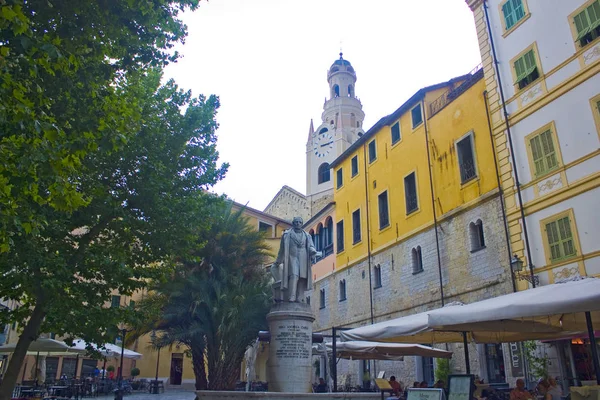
[264,189,310,222]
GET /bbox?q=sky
[164,0,483,210]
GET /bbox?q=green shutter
[530,129,558,177]
[503,0,525,30]
[514,50,537,84]
[546,216,576,262]
[574,1,600,41]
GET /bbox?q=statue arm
[275,232,286,265]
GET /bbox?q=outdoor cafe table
[571,386,600,400]
[49,385,69,396]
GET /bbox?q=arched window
[319,127,328,135]
[348,84,354,97]
[309,229,315,247]
[469,219,485,252]
[412,246,423,274]
[318,163,330,184]
[374,265,382,288]
[333,84,340,97]
[316,223,324,252]
[339,279,347,301]
[325,217,333,248]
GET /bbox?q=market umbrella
[0,339,87,355]
[426,278,600,383]
[326,341,452,360]
[71,340,143,360]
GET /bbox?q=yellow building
[309,68,516,386]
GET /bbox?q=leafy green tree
[0,67,227,399]
[134,202,272,390]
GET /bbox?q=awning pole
[332,326,337,392]
[585,311,600,385]
[462,332,471,374]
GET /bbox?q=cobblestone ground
[96,389,196,400]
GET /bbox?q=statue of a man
[275,216,317,302]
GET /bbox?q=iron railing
[429,64,483,117]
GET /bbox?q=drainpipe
[483,0,536,287]
[483,90,517,293]
[422,99,445,306]
[362,144,375,324]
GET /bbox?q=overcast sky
[164,0,482,210]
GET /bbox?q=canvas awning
[0,339,87,356]
[72,339,143,360]
[326,341,452,360]
[426,278,600,334]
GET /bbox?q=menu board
[448,375,475,400]
[407,388,445,400]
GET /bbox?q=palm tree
[132,200,272,390]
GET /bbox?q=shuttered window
[529,129,558,177]
[514,49,539,90]
[545,216,576,262]
[502,0,526,30]
[391,122,401,144]
[573,1,600,46]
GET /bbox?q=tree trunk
[0,305,46,400]
[190,346,207,390]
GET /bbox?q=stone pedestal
[266,302,314,393]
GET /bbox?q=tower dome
[328,52,355,78]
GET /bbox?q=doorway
[485,344,506,383]
[170,354,183,385]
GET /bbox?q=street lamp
[150,331,161,395]
[510,254,539,286]
[114,324,127,400]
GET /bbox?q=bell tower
[306,53,365,213]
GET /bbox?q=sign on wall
[508,342,524,377]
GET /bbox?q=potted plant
[130,368,141,389]
[130,368,140,380]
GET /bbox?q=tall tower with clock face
[306,53,365,214]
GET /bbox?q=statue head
[292,217,303,230]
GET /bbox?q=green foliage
[435,358,451,385]
[130,368,140,377]
[134,202,272,390]
[0,1,229,397]
[106,365,115,373]
[524,341,549,379]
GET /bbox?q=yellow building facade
[309,69,516,386]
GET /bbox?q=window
[318,163,330,184]
[378,191,390,229]
[513,48,539,90]
[319,127,329,135]
[411,104,423,128]
[336,220,344,253]
[129,300,136,309]
[259,221,273,236]
[374,265,382,288]
[391,121,401,144]
[306,296,310,305]
[315,223,323,252]
[348,85,354,97]
[573,0,600,48]
[412,246,423,274]
[368,140,377,163]
[502,0,526,30]
[469,220,486,252]
[545,215,577,263]
[404,172,418,214]
[333,84,340,98]
[319,289,326,309]
[529,129,558,178]
[336,168,343,189]
[339,280,347,301]
[351,155,359,177]
[456,133,477,183]
[352,209,361,244]
[111,295,121,308]
[422,357,435,386]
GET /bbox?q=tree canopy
[0,1,228,398]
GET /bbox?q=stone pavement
[95,389,196,400]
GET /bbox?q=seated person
[315,377,327,393]
[420,381,429,388]
[434,380,445,389]
[546,378,562,400]
[389,376,402,397]
[510,379,532,400]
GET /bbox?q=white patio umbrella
[327,341,452,360]
[71,339,142,360]
[0,339,87,355]
[426,278,600,384]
